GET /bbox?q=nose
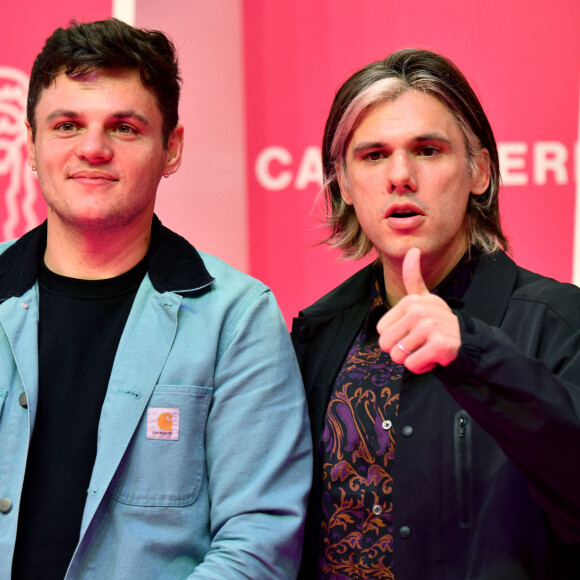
[75,127,113,164]
[386,151,417,193]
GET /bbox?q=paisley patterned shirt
[317,252,478,580]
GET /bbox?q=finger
[388,338,415,364]
[404,342,448,374]
[405,356,437,374]
[376,301,405,335]
[385,326,427,364]
[402,247,429,296]
[391,339,442,373]
[400,321,461,373]
[378,316,413,354]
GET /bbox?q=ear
[163,124,185,177]
[25,120,36,170]
[470,148,490,196]
[336,162,353,205]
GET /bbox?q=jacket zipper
[454,411,474,528]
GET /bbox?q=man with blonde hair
[293,48,580,579]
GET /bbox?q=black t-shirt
[12,256,148,580]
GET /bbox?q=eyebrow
[45,109,151,126]
[351,141,386,154]
[45,109,79,123]
[351,132,452,154]
[112,111,151,126]
[415,132,452,145]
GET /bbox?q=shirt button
[401,425,414,438]
[382,420,392,430]
[20,303,28,309]
[18,393,28,409]
[0,498,12,514]
[372,504,383,515]
[399,525,412,539]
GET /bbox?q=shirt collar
[365,249,479,337]
[0,214,214,301]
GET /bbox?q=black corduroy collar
[0,214,214,301]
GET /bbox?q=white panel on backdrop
[135,0,249,273]
[113,0,135,25]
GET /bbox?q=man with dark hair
[0,18,311,579]
[292,48,580,579]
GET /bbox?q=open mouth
[390,210,420,218]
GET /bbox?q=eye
[418,146,440,158]
[55,122,78,133]
[363,150,386,161]
[114,124,138,135]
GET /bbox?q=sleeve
[435,305,580,543]
[189,287,313,579]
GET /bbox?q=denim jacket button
[0,498,12,514]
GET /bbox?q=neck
[44,214,153,279]
[382,243,468,307]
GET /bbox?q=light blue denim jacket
[0,216,312,579]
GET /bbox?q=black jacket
[292,251,580,579]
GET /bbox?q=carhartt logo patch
[147,407,179,440]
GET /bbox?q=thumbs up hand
[376,248,461,374]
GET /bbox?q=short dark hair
[27,18,181,148]
[322,48,509,258]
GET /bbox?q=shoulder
[190,252,290,362]
[185,251,281,333]
[511,264,580,328]
[198,251,269,297]
[151,219,270,300]
[477,250,580,329]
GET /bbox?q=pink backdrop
[0,0,111,241]
[1,0,579,327]
[244,0,580,325]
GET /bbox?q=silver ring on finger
[397,341,411,355]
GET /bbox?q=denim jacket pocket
[110,385,212,507]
